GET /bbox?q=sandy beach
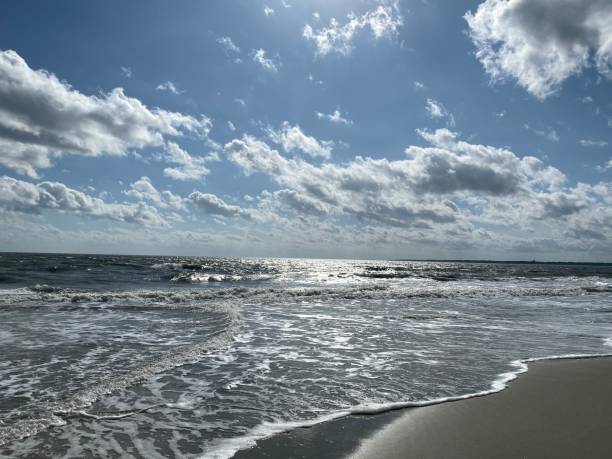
[235,356,612,458]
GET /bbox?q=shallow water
[1,253,611,458]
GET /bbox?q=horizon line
[1,250,611,266]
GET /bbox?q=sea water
[1,253,611,458]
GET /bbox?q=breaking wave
[0,299,241,448]
[2,280,611,309]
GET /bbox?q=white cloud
[524,124,560,142]
[267,122,333,159]
[264,6,275,16]
[124,176,185,210]
[225,129,573,229]
[0,50,212,178]
[303,1,403,56]
[413,81,426,90]
[228,121,236,131]
[187,191,263,221]
[596,159,612,171]
[226,134,459,226]
[316,110,353,125]
[580,139,608,147]
[535,189,592,219]
[234,98,246,108]
[0,175,167,226]
[425,99,444,118]
[216,36,240,54]
[425,99,455,127]
[252,49,279,72]
[162,142,219,182]
[121,66,132,78]
[259,189,329,217]
[125,176,165,207]
[465,0,612,99]
[156,81,183,95]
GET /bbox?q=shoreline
[232,354,612,458]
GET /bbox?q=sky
[0,0,611,261]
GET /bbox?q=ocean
[1,252,611,458]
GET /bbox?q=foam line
[64,404,165,421]
[203,342,612,459]
[0,305,241,447]
[2,281,611,308]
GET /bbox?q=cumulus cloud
[410,128,557,195]
[0,176,167,226]
[162,141,219,181]
[224,135,438,226]
[259,189,329,217]
[303,1,402,56]
[535,189,592,218]
[187,191,259,220]
[264,6,275,16]
[223,128,597,234]
[267,122,333,159]
[252,49,279,72]
[125,176,184,210]
[0,49,212,177]
[125,176,165,207]
[316,110,353,125]
[465,0,612,99]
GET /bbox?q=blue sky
[1,0,611,260]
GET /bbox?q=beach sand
[234,356,612,458]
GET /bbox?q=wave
[356,271,459,281]
[1,280,611,309]
[0,301,241,448]
[149,260,280,278]
[202,348,612,459]
[152,262,204,270]
[171,272,247,283]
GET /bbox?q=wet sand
[234,356,612,459]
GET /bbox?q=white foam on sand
[200,338,612,459]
